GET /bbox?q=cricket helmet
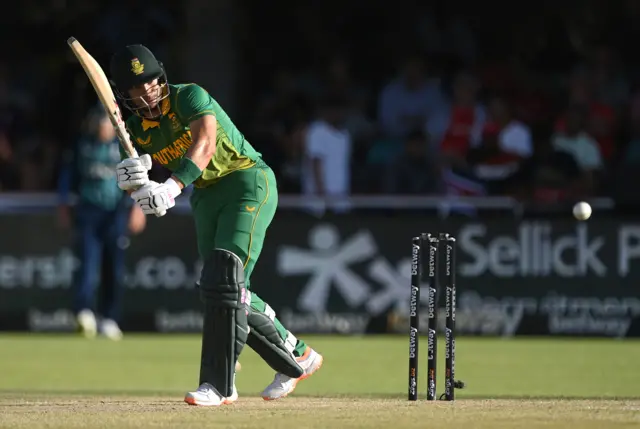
[109,44,170,118]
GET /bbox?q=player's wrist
[164,177,183,198]
[173,158,203,187]
[169,175,186,190]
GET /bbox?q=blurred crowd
[4,0,640,205]
[0,0,178,192]
[243,0,640,205]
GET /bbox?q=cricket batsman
[109,45,323,406]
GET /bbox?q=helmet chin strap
[139,104,163,120]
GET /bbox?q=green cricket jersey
[123,83,263,188]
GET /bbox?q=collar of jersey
[141,99,171,131]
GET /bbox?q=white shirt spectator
[302,120,352,197]
[552,132,603,170]
[500,121,533,157]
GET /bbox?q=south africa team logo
[131,58,144,75]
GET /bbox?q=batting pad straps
[261,302,297,354]
[246,308,303,378]
[284,331,297,354]
[264,303,276,321]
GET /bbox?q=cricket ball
[572,201,592,221]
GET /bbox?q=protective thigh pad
[246,301,304,378]
[198,249,249,397]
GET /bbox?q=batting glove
[131,178,182,217]
[116,154,152,191]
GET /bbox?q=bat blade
[67,37,138,158]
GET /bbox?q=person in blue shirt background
[57,106,145,340]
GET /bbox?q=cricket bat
[67,37,138,158]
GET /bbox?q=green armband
[173,158,203,187]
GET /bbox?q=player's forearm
[185,136,216,170]
[170,116,218,189]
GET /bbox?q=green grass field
[1,334,639,428]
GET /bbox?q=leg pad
[198,249,249,397]
[247,300,303,378]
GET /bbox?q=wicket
[408,233,465,401]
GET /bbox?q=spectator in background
[57,107,146,341]
[384,130,440,194]
[511,136,583,203]
[423,71,487,198]
[310,55,377,193]
[427,70,486,170]
[466,95,533,195]
[302,95,352,213]
[321,55,376,147]
[378,53,445,139]
[556,69,617,161]
[485,95,534,159]
[551,103,603,195]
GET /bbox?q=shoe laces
[197,383,214,393]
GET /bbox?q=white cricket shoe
[261,347,323,401]
[76,309,97,339]
[100,319,123,341]
[184,382,238,406]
